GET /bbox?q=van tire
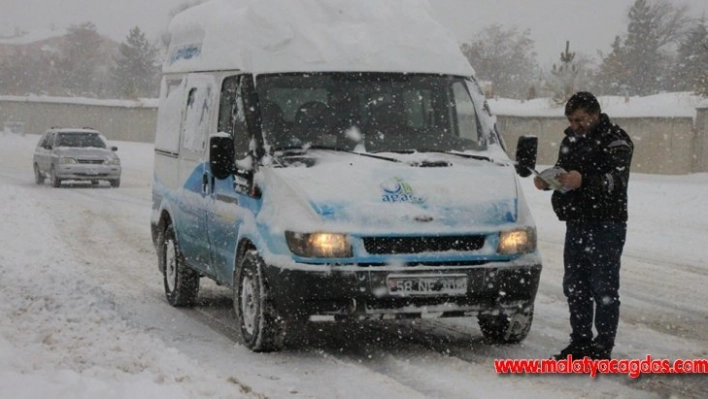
[162,223,200,307]
[110,179,120,188]
[234,251,285,352]
[478,304,534,344]
[34,164,45,185]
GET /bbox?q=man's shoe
[589,342,612,360]
[552,340,593,360]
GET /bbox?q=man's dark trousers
[563,222,627,349]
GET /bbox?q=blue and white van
[151,0,541,352]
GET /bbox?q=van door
[205,74,256,284]
[173,73,216,273]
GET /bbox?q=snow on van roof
[164,0,475,77]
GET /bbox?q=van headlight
[59,157,77,164]
[285,231,352,258]
[105,157,120,165]
[498,228,536,255]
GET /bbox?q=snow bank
[165,0,474,76]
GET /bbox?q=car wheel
[34,164,45,185]
[110,179,120,188]
[161,222,199,307]
[478,303,534,344]
[234,250,285,352]
[50,166,61,188]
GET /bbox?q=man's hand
[533,176,550,190]
[557,170,582,190]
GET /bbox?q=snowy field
[0,131,707,398]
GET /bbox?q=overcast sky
[1,0,706,67]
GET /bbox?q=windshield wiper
[373,149,494,163]
[273,145,401,163]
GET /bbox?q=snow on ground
[1,125,707,398]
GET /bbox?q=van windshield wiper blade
[373,149,494,163]
[273,145,401,163]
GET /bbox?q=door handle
[202,173,209,194]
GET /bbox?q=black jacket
[551,113,633,223]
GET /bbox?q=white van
[151,0,541,352]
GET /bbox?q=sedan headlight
[105,157,120,165]
[285,231,352,258]
[498,228,536,255]
[59,157,77,164]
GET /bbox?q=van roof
[164,0,475,77]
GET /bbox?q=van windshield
[256,73,487,154]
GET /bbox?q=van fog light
[285,231,352,258]
[498,228,536,255]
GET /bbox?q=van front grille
[362,235,485,254]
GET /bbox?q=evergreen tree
[596,0,690,95]
[673,16,708,95]
[460,25,538,99]
[624,0,662,95]
[113,27,160,98]
[597,36,630,94]
[57,22,104,96]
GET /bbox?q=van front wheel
[234,251,284,352]
[478,303,534,344]
[162,223,200,307]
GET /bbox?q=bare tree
[460,25,539,99]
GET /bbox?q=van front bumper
[262,263,541,319]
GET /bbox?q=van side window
[451,81,481,142]
[219,75,250,159]
[154,78,186,154]
[181,82,213,153]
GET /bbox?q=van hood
[257,151,518,234]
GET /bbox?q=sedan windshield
[256,73,488,154]
[56,133,106,148]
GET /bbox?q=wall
[497,115,698,175]
[2,98,706,174]
[0,99,157,143]
[695,106,708,173]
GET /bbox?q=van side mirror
[111,146,118,151]
[210,134,236,180]
[515,135,537,178]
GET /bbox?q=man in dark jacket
[534,92,633,360]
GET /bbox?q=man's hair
[565,92,601,116]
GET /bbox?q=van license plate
[387,274,467,296]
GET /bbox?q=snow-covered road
[1,133,706,398]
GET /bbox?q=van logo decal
[170,43,202,65]
[381,177,424,204]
